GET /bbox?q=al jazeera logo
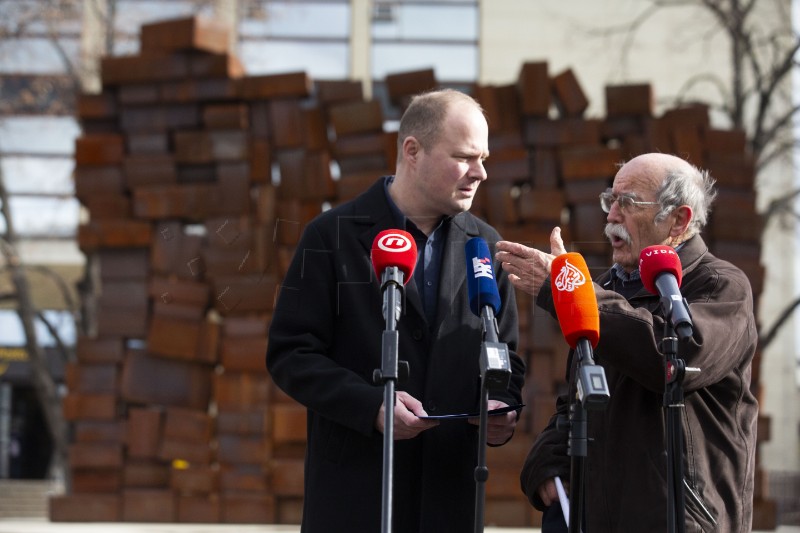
[554,259,586,293]
[0,347,27,375]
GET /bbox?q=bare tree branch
[35,310,75,366]
[761,187,800,231]
[594,0,800,357]
[760,296,800,349]
[0,155,69,481]
[673,73,731,113]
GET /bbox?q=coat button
[412,329,423,341]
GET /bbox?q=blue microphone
[465,237,511,393]
[465,237,502,318]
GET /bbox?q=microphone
[551,252,599,350]
[371,229,417,285]
[639,245,693,341]
[370,231,418,523]
[371,230,417,387]
[465,237,510,391]
[371,230,417,325]
[465,237,502,320]
[550,252,608,407]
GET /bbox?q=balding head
[618,153,717,239]
[396,88,485,163]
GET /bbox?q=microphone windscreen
[550,252,599,349]
[371,229,418,284]
[639,245,682,295]
[465,237,502,317]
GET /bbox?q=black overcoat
[267,178,525,532]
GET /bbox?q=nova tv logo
[377,232,412,253]
[471,256,494,279]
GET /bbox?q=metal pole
[0,383,12,478]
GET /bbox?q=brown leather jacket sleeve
[519,393,571,510]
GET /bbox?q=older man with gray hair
[496,153,758,532]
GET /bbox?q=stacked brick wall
[51,15,772,528]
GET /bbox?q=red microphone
[371,229,417,284]
[550,252,599,349]
[639,245,693,340]
[639,245,682,294]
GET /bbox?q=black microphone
[639,245,693,341]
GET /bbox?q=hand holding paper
[555,476,583,533]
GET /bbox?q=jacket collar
[599,235,709,299]
[674,234,709,274]
[351,177,482,327]
[352,176,482,246]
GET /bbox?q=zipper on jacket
[683,478,717,526]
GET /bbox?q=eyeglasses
[599,189,660,213]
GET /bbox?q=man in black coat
[267,88,526,532]
[497,153,758,532]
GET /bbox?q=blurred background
[0,0,798,528]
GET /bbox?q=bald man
[267,89,525,533]
[496,153,758,532]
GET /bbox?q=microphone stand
[372,266,408,533]
[474,305,511,533]
[564,339,609,533]
[659,295,700,533]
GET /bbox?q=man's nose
[472,159,488,182]
[606,199,623,222]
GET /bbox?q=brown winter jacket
[521,235,758,532]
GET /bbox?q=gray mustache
[605,223,632,244]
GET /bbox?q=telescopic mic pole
[639,246,702,533]
[375,266,403,533]
[550,253,610,533]
[659,303,688,533]
[567,337,609,533]
[371,230,417,533]
[465,238,512,533]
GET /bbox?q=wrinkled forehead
[612,158,663,196]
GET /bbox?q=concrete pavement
[1,518,800,533]
[0,519,538,533]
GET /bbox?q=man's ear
[403,136,420,163]
[669,205,693,238]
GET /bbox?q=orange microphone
[550,252,608,409]
[551,252,600,349]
